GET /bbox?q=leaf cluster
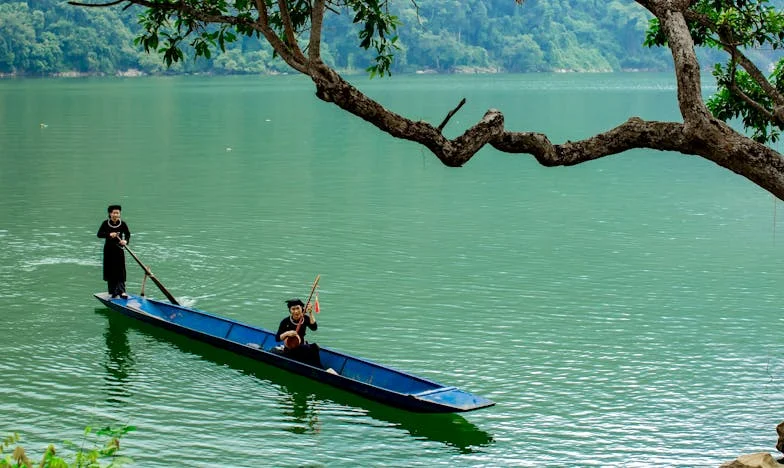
[645,0,784,49]
[345,0,400,76]
[0,426,135,468]
[646,0,784,144]
[132,0,401,75]
[711,54,784,142]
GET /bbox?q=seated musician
[276,298,337,374]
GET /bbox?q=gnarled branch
[491,118,689,166]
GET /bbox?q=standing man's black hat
[107,204,122,213]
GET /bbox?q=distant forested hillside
[0,0,773,76]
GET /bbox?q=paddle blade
[150,275,180,306]
[123,245,179,306]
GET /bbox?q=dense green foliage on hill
[0,0,740,76]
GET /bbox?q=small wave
[175,296,198,308]
[20,257,100,271]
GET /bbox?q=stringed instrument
[284,274,320,349]
[284,317,304,349]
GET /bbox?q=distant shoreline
[0,66,673,79]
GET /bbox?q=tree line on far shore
[0,0,777,77]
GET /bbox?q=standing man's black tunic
[97,219,131,295]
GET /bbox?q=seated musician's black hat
[285,298,305,309]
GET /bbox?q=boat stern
[412,386,495,412]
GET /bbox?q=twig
[68,0,125,6]
[437,98,466,132]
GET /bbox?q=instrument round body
[284,334,301,349]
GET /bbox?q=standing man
[97,204,131,299]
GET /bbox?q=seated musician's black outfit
[275,299,324,369]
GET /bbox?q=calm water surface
[2,73,784,467]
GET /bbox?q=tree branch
[491,118,689,166]
[308,0,326,65]
[82,0,310,74]
[437,98,466,132]
[77,0,257,30]
[277,0,308,65]
[252,0,307,73]
[727,81,777,123]
[69,0,155,7]
[659,9,711,124]
[310,64,503,167]
[68,0,124,7]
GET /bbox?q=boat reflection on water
[102,312,136,405]
[97,308,494,453]
[280,390,321,435]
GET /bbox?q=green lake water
[1,73,784,467]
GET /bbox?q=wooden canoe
[94,293,495,413]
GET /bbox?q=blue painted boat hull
[94,293,495,413]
